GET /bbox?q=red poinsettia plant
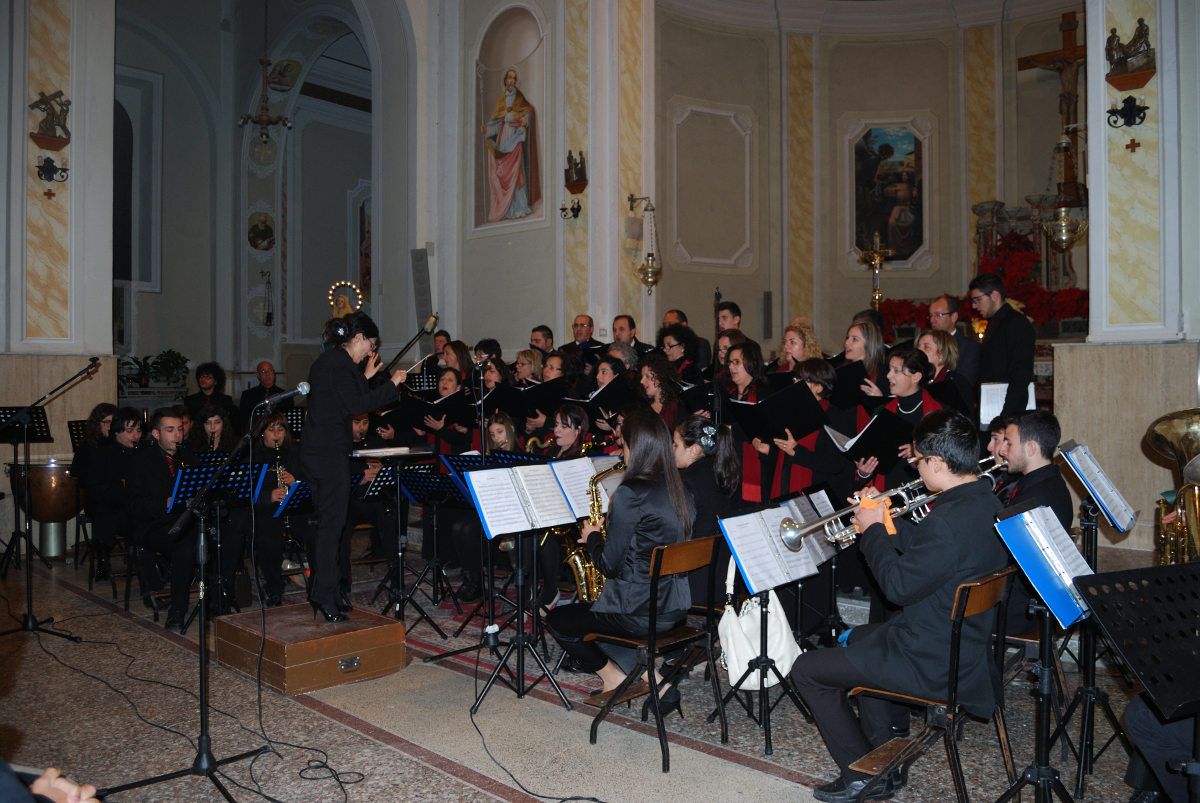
[876,230,1088,339]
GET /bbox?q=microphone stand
[383,314,439,375]
[100,429,266,801]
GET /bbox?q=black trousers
[137,527,198,619]
[309,470,350,609]
[788,622,907,777]
[547,603,682,674]
[1124,693,1193,801]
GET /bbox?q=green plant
[152,349,190,386]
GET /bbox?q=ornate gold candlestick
[858,232,895,310]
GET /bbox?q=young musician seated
[789,409,1009,803]
[546,408,693,712]
[249,412,309,606]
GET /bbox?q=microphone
[423,313,439,334]
[89,356,100,365]
[258,382,310,409]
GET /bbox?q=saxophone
[563,461,625,603]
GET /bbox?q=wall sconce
[36,156,68,183]
[627,194,662,295]
[1107,95,1149,128]
[559,199,582,220]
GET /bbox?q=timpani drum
[6,460,80,558]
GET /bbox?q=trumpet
[779,458,1009,552]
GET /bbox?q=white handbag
[717,561,803,688]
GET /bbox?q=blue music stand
[398,472,466,626]
[273,481,312,517]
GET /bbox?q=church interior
[3,0,1200,800]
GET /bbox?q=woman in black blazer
[300,312,407,622]
[546,408,694,709]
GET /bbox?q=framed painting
[841,114,935,272]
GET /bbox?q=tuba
[1147,409,1200,565]
[563,460,625,603]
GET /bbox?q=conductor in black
[789,409,1009,802]
[301,312,407,622]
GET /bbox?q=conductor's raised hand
[390,368,407,386]
[363,351,383,379]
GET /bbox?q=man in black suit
[999,409,1073,633]
[611,314,656,357]
[928,294,981,391]
[126,406,197,631]
[571,314,602,349]
[239,360,291,433]
[969,272,1036,416]
[789,410,1009,802]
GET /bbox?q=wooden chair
[847,566,1019,802]
[584,535,728,772]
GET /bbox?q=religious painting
[474,7,545,229]
[247,212,276,251]
[853,126,924,262]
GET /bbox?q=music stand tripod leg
[469,531,572,713]
[995,603,1075,803]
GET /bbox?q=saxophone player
[545,408,694,713]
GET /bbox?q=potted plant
[118,355,156,388]
[152,349,190,387]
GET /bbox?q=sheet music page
[549,458,597,520]
[590,455,622,513]
[784,495,818,523]
[760,506,819,581]
[1062,444,1136,532]
[719,513,790,595]
[979,381,1036,426]
[511,464,577,528]
[808,489,836,517]
[1026,506,1093,582]
[804,528,837,567]
[464,468,533,537]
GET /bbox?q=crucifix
[859,232,894,310]
[1018,11,1087,203]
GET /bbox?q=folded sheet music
[995,503,1092,628]
[1059,441,1137,532]
[719,504,821,595]
[464,463,577,538]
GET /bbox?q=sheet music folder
[719,501,822,595]
[1058,440,1137,532]
[993,500,1093,629]
[462,461,578,539]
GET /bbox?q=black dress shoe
[163,612,184,631]
[813,773,898,802]
[559,654,595,674]
[311,601,348,623]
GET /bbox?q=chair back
[651,535,718,578]
[946,565,1017,711]
[646,536,718,639]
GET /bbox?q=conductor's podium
[214,604,406,695]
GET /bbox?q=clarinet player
[301,311,407,622]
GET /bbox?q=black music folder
[824,409,914,473]
[926,379,971,415]
[724,379,830,443]
[520,376,569,418]
[379,388,474,431]
[830,360,870,411]
[476,383,527,423]
[563,376,636,429]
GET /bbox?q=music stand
[709,503,813,754]
[98,449,264,801]
[394,472,464,632]
[453,465,573,713]
[994,501,1093,803]
[1048,441,1137,796]
[1075,564,1200,803]
[283,407,306,440]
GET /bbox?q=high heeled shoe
[311,601,348,623]
[648,685,683,720]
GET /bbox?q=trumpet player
[789,409,1008,803]
[997,409,1073,633]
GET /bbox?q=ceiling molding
[656,0,1086,34]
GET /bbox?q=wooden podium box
[214,604,406,695]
